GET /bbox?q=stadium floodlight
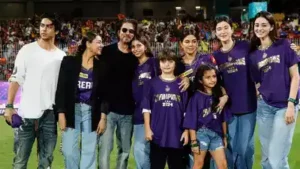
[175,7,182,10]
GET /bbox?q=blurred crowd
[0,16,299,80]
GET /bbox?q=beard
[121,36,132,43]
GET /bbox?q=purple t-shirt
[77,67,93,103]
[180,54,216,82]
[213,41,257,114]
[132,57,158,124]
[142,77,188,149]
[249,39,300,108]
[183,91,231,137]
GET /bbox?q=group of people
[3,11,300,169]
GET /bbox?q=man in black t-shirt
[98,19,138,169]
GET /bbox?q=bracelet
[288,98,298,105]
[190,140,199,147]
[191,143,199,148]
[6,104,14,109]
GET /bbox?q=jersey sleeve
[141,80,153,113]
[183,94,198,130]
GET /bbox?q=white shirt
[9,42,66,118]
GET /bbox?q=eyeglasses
[121,28,135,34]
[40,23,54,29]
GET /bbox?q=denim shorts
[196,128,224,151]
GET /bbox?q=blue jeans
[13,110,57,169]
[98,112,133,169]
[13,128,19,154]
[197,128,224,151]
[133,124,150,169]
[257,99,298,169]
[62,103,97,169]
[213,112,256,169]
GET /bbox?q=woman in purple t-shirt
[213,16,258,169]
[249,11,299,169]
[176,26,229,169]
[177,27,215,82]
[131,35,157,169]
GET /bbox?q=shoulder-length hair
[250,11,279,52]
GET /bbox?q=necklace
[259,41,273,59]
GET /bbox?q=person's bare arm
[4,45,27,123]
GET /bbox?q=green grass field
[0,117,299,169]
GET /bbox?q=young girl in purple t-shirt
[183,64,230,169]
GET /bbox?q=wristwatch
[288,98,298,105]
[5,104,14,109]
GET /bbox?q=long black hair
[132,35,154,57]
[250,11,278,52]
[178,25,200,42]
[194,64,223,112]
[76,31,98,57]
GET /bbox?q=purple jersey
[183,91,231,136]
[213,41,257,114]
[142,77,188,148]
[77,67,93,103]
[180,54,216,82]
[249,39,299,108]
[132,57,158,124]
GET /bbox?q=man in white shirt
[3,14,66,169]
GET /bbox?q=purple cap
[6,114,23,128]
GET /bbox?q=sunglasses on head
[121,28,135,34]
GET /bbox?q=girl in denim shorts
[183,64,231,169]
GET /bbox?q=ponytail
[76,31,97,57]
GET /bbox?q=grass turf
[0,117,299,169]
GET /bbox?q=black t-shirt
[100,43,138,115]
